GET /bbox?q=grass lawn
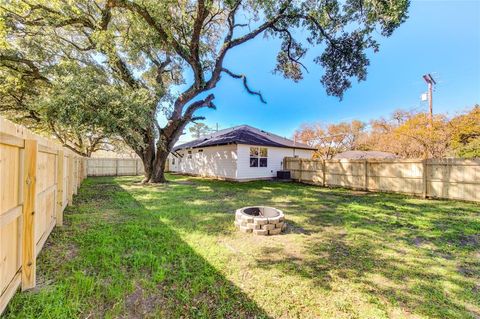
[4,174,480,318]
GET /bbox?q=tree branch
[107,0,191,63]
[270,25,308,72]
[183,94,216,120]
[190,116,206,123]
[221,68,266,103]
[189,0,208,85]
[0,54,50,82]
[205,2,288,91]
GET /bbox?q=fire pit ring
[234,206,286,235]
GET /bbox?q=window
[187,150,192,159]
[259,148,268,157]
[260,158,268,167]
[172,158,175,165]
[250,147,268,167]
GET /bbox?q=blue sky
[175,0,480,143]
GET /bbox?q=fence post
[76,158,80,190]
[79,158,83,181]
[422,159,428,199]
[56,150,64,226]
[68,155,74,205]
[22,139,37,291]
[364,159,369,191]
[81,159,84,181]
[322,159,326,187]
[73,158,76,193]
[115,158,119,176]
[299,158,303,182]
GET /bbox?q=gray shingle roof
[173,125,315,151]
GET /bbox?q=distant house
[333,150,398,160]
[168,125,315,181]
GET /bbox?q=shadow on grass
[144,176,479,318]
[10,174,475,318]
[249,187,480,319]
[117,174,480,318]
[4,177,271,319]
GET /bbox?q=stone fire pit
[234,206,286,235]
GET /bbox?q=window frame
[259,157,268,167]
[249,147,268,168]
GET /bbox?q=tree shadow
[250,186,480,318]
[96,175,480,318]
[4,177,271,319]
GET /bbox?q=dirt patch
[28,271,55,294]
[473,284,480,294]
[77,184,122,202]
[458,235,480,247]
[62,243,79,261]
[121,285,165,319]
[285,223,308,235]
[458,265,475,277]
[457,261,480,278]
[410,236,430,247]
[43,238,79,261]
[437,251,454,260]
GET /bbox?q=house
[168,125,315,181]
[333,150,398,159]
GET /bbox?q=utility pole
[422,74,436,126]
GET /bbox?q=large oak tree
[0,59,151,156]
[1,0,409,182]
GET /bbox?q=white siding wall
[169,144,237,179]
[168,154,178,172]
[236,144,313,180]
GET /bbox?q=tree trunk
[129,127,156,184]
[149,149,169,183]
[140,143,155,183]
[147,119,188,183]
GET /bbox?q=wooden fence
[86,158,144,176]
[284,157,480,202]
[0,117,86,314]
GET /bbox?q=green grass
[4,174,480,318]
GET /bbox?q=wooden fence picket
[0,116,85,314]
[284,157,480,202]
